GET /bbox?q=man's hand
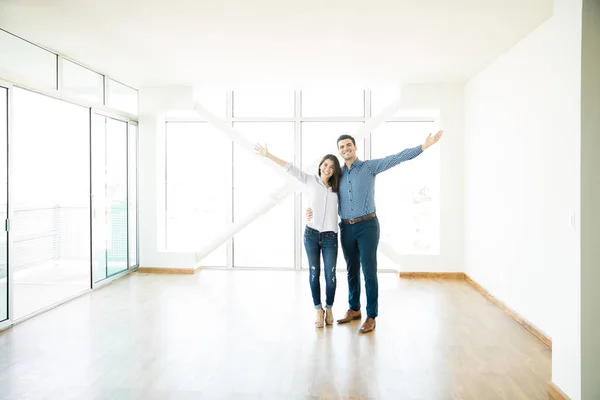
[421,130,443,151]
[306,208,313,222]
[254,143,269,157]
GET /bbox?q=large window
[12,88,91,318]
[0,28,138,324]
[233,122,294,268]
[165,89,440,270]
[0,27,138,114]
[165,122,231,267]
[371,121,440,263]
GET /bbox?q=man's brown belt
[342,213,376,224]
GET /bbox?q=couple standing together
[255,129,443,333]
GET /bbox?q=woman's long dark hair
[318,154,342,193]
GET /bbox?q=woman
[255,143,342,328]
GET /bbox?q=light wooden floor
[0,269,552,400]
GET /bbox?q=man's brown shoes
[359,317,376,333]
[336,309,362,324]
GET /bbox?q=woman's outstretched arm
[255,143,310,184]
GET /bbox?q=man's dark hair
[337,134,356,147]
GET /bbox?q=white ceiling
[0,0,553,88]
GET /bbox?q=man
[309,130,443,333]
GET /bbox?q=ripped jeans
[304,226,338,309]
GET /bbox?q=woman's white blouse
[284,163,339,233]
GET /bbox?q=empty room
[0,0,598,399]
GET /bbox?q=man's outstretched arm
[367,129,443,175]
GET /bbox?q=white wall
[464,0,582,398]
[396,83,465,273]
[138,86,196,270]
[581,0,600,398]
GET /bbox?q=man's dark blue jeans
[340,216,380,318]
[304,226,338,309]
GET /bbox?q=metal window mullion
[231,117,295,122]
[293,90,302,270]
[5,82,14,327]
[56,55,62,92]
[227,90,234,269]
[126,123,130,272]
[299,116,366,122]
[88,108,94,290]
[135,125,139,268]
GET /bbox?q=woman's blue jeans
[304,226,338,309]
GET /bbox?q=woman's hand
[254,143,269,157]
[306,208,313,222]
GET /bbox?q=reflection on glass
[128,124,138,268]
[233,122,294,268]
[12,88,90,318]
[92,116,129,281]
[0,87,8,322]
[371,121,440,262]
[300,122,364,271]
[92,114,107,282]
[106,118,128,276]
[165,122,230,266]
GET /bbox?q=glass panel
[12,88,90,319]
[106,79,138,115]
[233,88,294,118]
[300,122,364,270]
[165,122,230,266]
[128,124,138,268]
[0,30,57,89]
[61,58,104,105]
[301,88,364,117]
[92,114,107,282]
[233,122,294,268]
[106,118,128,276]
[0,87,7,322]
[371,122,440,262]
[301,122,366,167]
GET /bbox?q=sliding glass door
[0,84,136,325]
[11,88,91,319]
[92,114,128,282]
[128,123,138,269]
[0,86,8,323]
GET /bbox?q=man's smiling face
[338,138,356,161]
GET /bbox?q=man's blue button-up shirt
[338,145,423,220]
